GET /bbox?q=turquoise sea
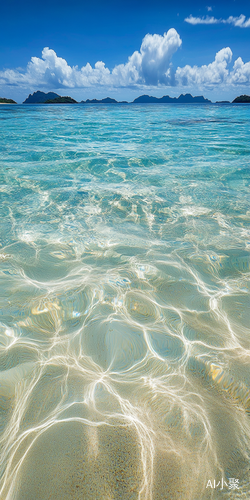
[0,103,250,499]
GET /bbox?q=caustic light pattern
[0,103,250,499]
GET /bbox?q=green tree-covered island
[45,96,78,103]
[1,91,250,105]
[0,98,17,104]
[232,95,250,103]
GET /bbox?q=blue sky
[0,0,250,102]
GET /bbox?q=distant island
[232,95,250,103]
[0,90,246,105]
[23,91,61,103]
[45,96,77,103]
[0,97,17,104]
[132,93,211,103]
[22,91,213,104]
[81,97,128,104]
[81,94,211,104]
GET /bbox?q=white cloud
[0,29,250,93]
[176,48,250,88]
[113,29,182,86]
[207,6,212,12]
[185,13,250,27]
[0,29,182,89]
[185,15,219,25]
[230,57,250,84]
[2,47,112,88]
[176,48,232,87]
[226,14,250,28]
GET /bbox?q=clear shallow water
[0,103,250,499]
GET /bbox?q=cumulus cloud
[0,29,182,89]
[176,48,232,87]
[185,13,250,27]
[0,48,112,88]
[0,28,250,92]
[113,29,182,86]
[230,57,250,84]
[176,48,250,88]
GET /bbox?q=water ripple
[0,104,250,499]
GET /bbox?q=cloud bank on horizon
[0,28,250,91]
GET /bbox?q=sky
[0,0,250,102]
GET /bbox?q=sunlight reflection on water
[0,104,250,499]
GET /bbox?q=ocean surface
[0,103,250,499]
